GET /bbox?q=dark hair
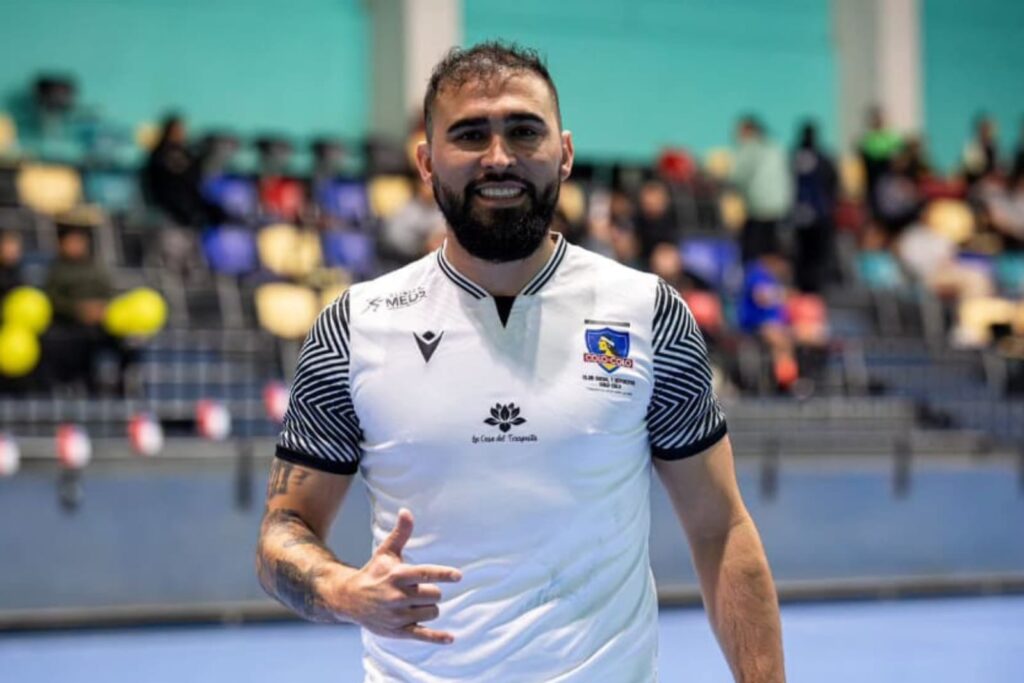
[423,41,561,140]
[738,114,765,137]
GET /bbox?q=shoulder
[337,252,438,320]
[562,241,660,294]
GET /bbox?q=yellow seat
[0,114,16,155]
[16,163,82,215]
[135,122,161,152]
[925,199,975,244]
[719,191,747,233]
[320,283,350,310]
[703,148,733,181]
[254,283,320,340]
[839,155,866,199]
[558,181,586,224]
[257,223,322,278]
[368,175,413,219]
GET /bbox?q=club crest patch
[583,327,634,373]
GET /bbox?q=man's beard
[432,173,559,263]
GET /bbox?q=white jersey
[277,234,727,682]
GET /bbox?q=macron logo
[413,330,443,363]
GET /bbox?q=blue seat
[857,251,905,290]
[322,230,374,275]
[202,225,258,275]
[201,175,258,221]
[680,237,741,292]
[316,179,369,224]
[994,253,1024,296]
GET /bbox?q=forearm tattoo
[257,462,340,623]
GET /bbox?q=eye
[511,126,540,139]
[455,130,485,142]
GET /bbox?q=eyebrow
[446,112,548,136]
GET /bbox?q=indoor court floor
[1,595,1022,681]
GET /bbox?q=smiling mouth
[476,186,525,199]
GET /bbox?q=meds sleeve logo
[583,327,633,374]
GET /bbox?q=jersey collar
[436,233,568,300]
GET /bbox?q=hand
[337,508,462,644]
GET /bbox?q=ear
[415,141,433,185]
[559,130,575,181]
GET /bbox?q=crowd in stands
[2,74,1023,401]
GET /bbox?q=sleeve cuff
[274,445,359,475]
[650,422,728,461]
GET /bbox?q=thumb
[377,508,414,557]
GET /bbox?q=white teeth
[478,187,523,198]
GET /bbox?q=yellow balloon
[127,288,168,336]
[104,294,135,337]
[2,287,52,334]
[0,325,40,377]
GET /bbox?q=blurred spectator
[0,229,24,297]
[858,106,903,218]
[961,114,999,186]
[633,179,681,265]
[42,226,127,394]
[977,173,1024,247]
[896,221,993,304]
[791,122,838,292]
[1012,118,1024,183]
[379,179,444,267]
[142,114,206,227]
[731,116,793,263]
[874,149,924,237]
[738,253,798,391]
[902,135,932,182]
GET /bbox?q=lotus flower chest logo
[484,403,527,433]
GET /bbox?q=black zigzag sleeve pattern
[275,291,363,474]
[646,280,727,460]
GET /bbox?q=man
[731,116,793,264]
[257,42,784,682]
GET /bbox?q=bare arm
[255,458,462,642]
[655,436,785,682]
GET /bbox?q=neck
[443,232,556,297]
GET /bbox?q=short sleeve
[646,280,727,460]
[275,291,363,474]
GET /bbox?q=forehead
[432,71,558,128]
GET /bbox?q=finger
[392,604,441,624]
[401,583,443,606]
[376,508,414,557]
[401,624,454,645]
[393,564,462,586]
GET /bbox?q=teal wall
[922,0,1024,171]
[464,0,839,161]
[0,0,368,142]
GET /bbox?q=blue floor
[1,596,1022,682]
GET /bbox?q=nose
[481,134,515,171]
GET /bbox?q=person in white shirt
[256,41,784,682]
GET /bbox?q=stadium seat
[0,114,15,155]
[657,148,697,184]
[368,175,413,219]
[254,283,319,340]
[718,191,746,233]
[322,230,374,276]
[259,177,305,222]
[682,290,723,334]
[857,251,905,290]
[925,199,975,244]
[83,170,141,214]
[315,179,369,224]
[558,181,586,225]
[680,237,740,292]
[256,223,321,278]
[201,175,258,221]
[320,283,349,310]
[957,297,1017,346]
[202,225,258,275]
[839,155,865,199]
[703,148,733,181]
[16,163,82,215]
[994,253,1024,296]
